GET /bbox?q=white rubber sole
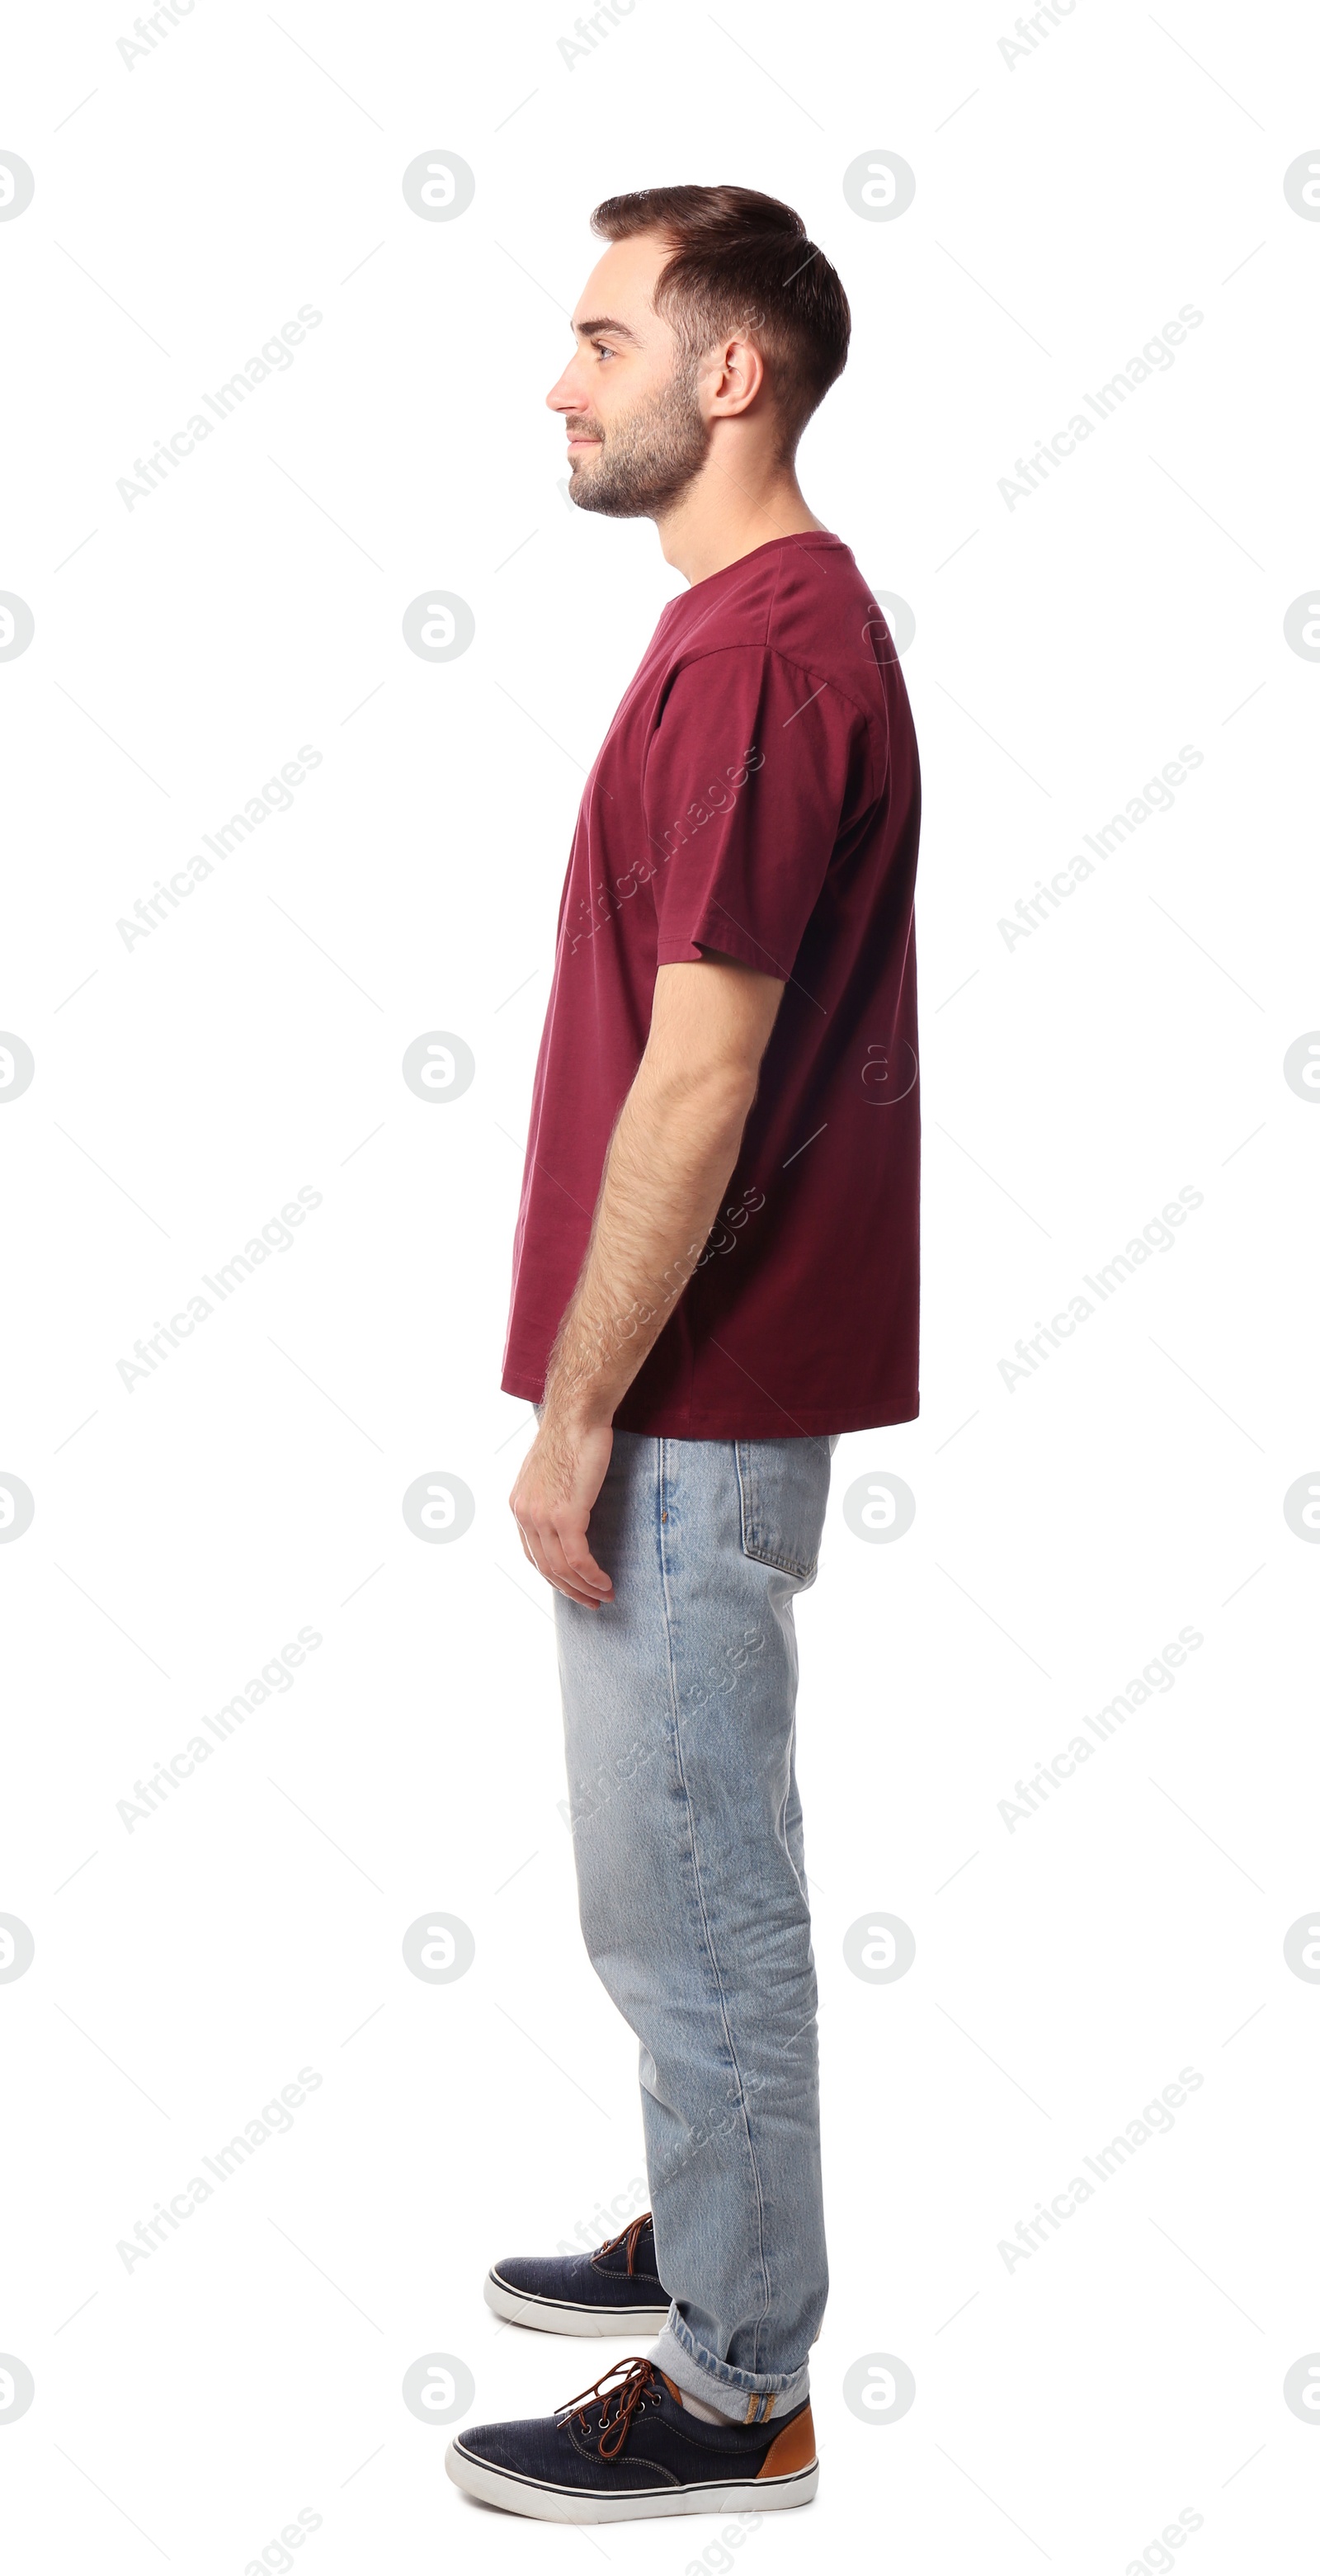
[445,2438,818,2522]
[483,2268,671,2337]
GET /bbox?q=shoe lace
[596,2210,653,2276]
[559,2356,663,2460]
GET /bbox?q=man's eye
[592,341,614,358]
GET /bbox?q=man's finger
[559,1523,614,1598]
[536,1516,609,1606]
[515,1508,602,1608]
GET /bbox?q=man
[446,184,921,2522]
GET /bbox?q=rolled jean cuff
[648,2313,810,2426]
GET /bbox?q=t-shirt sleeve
[641,645,874,979]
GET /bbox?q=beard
[566,361,710,518]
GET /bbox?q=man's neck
[656,454,828,587]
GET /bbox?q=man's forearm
[544,1054,756,1426]
[511,958,781,1602]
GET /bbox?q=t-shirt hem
[611,1399,920,1438]
[502,1371,546,1405]
[655,922,793,979]
[501,1370,918,1440]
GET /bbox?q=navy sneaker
[446,2355,818,2522]
[483,2210,671,2338]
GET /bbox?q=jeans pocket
[734,1437,833,1583]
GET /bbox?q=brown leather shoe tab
[756,2403,816,2478]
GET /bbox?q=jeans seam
[655,1437,774,2366]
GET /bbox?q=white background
[2,0,1318,2568]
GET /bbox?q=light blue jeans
[554,1429,838,2424]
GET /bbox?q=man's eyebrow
[573,314,640,343]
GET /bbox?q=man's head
[548,185,850,520]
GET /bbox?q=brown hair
[589,184,850,455]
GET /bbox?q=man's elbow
[642,1048,761,1131]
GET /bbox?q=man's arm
[510,953,784,1605]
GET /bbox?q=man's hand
[510,1409,615,1608]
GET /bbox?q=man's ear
[705,333,766,419]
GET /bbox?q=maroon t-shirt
[501,531,921,1437]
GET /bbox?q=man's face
[546,231,710,518]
